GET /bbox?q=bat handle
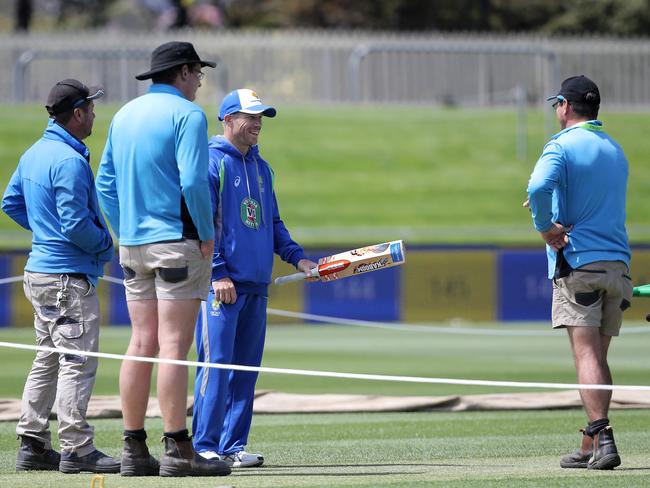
[274,268,318,285]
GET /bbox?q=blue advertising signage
[305,253,401,322]
[497,249,552,321]
[0,256,11,327]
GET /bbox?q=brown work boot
[120,436,160,476]
[588,426,621,470]
[159,436,231,477]
[560,428,592,468]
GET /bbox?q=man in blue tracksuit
[2,79,118,474]
[526,75,631,470]
[192,89,316,468]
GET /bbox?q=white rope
[0,275,23,285]
[266,308,558,336]
[0,340,649,392]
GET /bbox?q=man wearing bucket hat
[191,88,316,468]
[96,42,230,478]
[3,79,117,474]
[526,75,631,470]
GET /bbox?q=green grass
[0,324,649,486]
[1,323,649,397]
[2,104,650,247]
[0,411,649,487]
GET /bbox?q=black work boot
[560,428,592,469]
[120,436,160,476]
[588,426,621,470]
[59,449,121,474]
[16,436,60,471]
[159,436,231,477]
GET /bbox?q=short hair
[52,102,90,125]
[151,63,199,85]
[151,65,184,85]
[570,91,599,119]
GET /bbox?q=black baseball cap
[546,75,600,105]
[45,79,104,116]
[136,41,216,80]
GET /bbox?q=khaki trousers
[16,272,100,456]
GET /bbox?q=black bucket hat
[136,41,216,81]
[45,79,104,116]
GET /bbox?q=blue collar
[42,119,90,161]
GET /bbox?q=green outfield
[0,324,649,486]
[2,102,650,487]
[1,105,650,247]
[1,323,650,397]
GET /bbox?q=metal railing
[3,31,650,109]
[13,47,229,104]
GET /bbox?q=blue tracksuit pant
[192,290,267,455]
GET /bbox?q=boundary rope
[0,340,649,391]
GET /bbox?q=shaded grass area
[0,410,649,487]
[1,105,650,247]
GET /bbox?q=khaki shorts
[119,240,211,301]
[552,261,633,336]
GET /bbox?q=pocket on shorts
[574,290,601,307]
[121,265,136,280]
[159,266,189,283]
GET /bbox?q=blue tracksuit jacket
[208,135,305,294]
[2,120,113,283]
[527,120,630,279]
[193,135,305,456]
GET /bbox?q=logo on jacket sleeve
[234,176,241,187]
[241,197,260,229]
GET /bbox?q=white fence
[2,30,650,109]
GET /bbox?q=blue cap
[218,89,277,121]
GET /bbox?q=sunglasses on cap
[552,95,566,109]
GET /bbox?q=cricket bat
[274,240,406,285]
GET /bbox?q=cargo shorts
[552,261,633,336]
[119,239,211,301]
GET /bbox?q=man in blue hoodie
[2,79,118,474]
[527,75,631,470]
[192,89,316,467]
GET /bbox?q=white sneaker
[221,450,264,468]
[197,450,221,460]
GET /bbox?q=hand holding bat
[274,240,406,285]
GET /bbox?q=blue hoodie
[2,120,113,283]
[208,135,305,295]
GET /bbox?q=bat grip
[274,267,319,285]
[274,272,308,285]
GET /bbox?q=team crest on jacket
[241,197,260,229]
